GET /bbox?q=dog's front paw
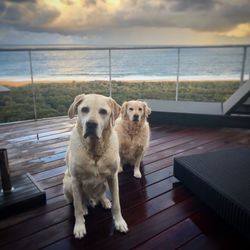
[134,169,142,178]
[114,216,128,233]
[73,222,86,239]
[101,197,112,209]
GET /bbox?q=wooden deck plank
[1,186,190,249]
[44,198,202,250]
[134,217,202,250]
[8,127,184,166]
[9,132,198,173]
[9,129,203,175]
[0,117,249,250]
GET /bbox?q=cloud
[5,0,37,3]
[215,23,250,37]
[60,0,75,5]
[0,26,91,44]
[0,0,60,33]
[84,0,97,6]
[0,0,250,40]
[0,2,6,13]
[170,0,216,11]
[111,0,250,35]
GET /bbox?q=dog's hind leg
[81,196,89,215]
[118,155,123,173]
[118,164,123,173]
[63,170,73,202]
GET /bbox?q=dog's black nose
[86,121,98,129]
[133,115,139,121]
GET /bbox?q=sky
[0,0,250,45]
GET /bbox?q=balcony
[1,45,250,124]
[0,117,250,249]
[0,46,250,249]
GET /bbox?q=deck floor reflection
[0,117,250,249]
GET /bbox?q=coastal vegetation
[0,80,240,123]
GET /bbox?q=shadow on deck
[0,116,250,249]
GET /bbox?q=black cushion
[173,147,250,239]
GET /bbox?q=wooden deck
[0,117,250,250]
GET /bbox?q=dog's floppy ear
[68,94,85,119]
[108,97,121,126]
[121,101,128,119]
[143,102,151,118]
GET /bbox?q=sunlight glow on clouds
[0,0,249,45]
[216,23,250,38]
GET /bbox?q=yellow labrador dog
[115,100,151,178]
[63,94,128,239]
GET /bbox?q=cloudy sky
[0,0,250,45]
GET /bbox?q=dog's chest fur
[73,156,114,178]
[119,122,149,163]
[68,127,119,181]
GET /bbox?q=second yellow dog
[115,100,151,178]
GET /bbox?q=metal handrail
[0,44,250,51]
[0,44,249,121]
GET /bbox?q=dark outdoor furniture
[174,147,250,239]
[144,80,250,128]
[0,149,46,218]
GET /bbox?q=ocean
[0,47,249,82]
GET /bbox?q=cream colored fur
[115,100,151,178]
[63,93,128,239]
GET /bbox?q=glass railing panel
[111,48,178,104]
[29,50,110,119]
[178,47,244,102]
[0,51,35,123]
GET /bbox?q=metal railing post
[240,46,247,85]
[176,48,180,101]
[28,50,37,120]
[108,49,112,97]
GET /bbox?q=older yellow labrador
[63,94,128,239]
[115,100,151,178]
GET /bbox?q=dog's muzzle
[84,121,98,138]
[133,114,139,122]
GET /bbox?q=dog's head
[68,94,120,139]
[121,100,151,123]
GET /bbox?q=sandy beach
[0,78,241,87]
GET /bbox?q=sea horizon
[0,47,249,83]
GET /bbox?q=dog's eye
[81,107,89,113]
[99,109,107,115]
[129,107,133,111]
[139,108,142,111]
